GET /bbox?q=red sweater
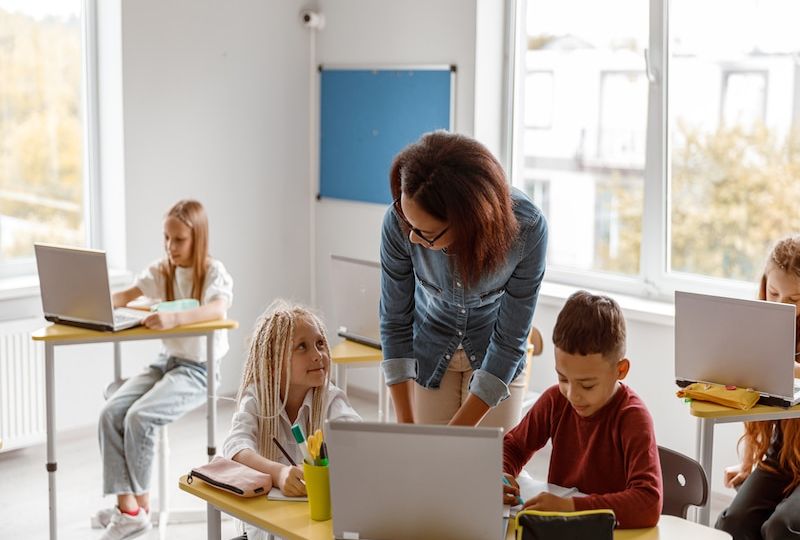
[503,384,662,528]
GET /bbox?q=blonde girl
[95,200,234,539]
[222,301,360,540]
[716,236,800,540]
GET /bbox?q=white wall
[121,0,313,395]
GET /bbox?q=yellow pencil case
[676,382,760,410]
[515,509,616,540]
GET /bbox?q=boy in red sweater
[502,291,663,528]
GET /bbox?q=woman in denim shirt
[380,132,548,428]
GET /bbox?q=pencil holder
[303,462,331,521]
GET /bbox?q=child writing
[95,199,234,540]
[501,291,662,529]
[222,300,361,540]
[715,236,800,540]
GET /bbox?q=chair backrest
[658,445,708,518]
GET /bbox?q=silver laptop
[330,254,381,349]
[327,421,505,540]
[34,244,146,332]
[675,291,800,407]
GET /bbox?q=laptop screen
[327,421,504,540]
[329,255,381,346]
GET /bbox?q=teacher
[380,131,548,428]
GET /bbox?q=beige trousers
[413,349,530,431]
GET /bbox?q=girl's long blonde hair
[744,236,800,492]
[237,300,330,462]
[159,199,209,301]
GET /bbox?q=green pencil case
[515,509,616,540]
[151,299,200,312]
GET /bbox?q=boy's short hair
[552,290,626,361]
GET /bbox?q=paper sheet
[267,487,307,502]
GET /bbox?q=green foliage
[0,9,83,259]
[671,123,800,281]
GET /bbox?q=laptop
[34,244,146,332]
[675,291,800,407]
[330,254,381,349]
[326,421,505,540]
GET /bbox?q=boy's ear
[616,358,630,381]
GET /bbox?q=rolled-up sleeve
[222,388,259,459]
[379,207,418,386]
[470,214,548,407]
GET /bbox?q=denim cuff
[382,357,417,386]
[468,369,511,408]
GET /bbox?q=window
[0,1,93,278]
[513,0,800,298]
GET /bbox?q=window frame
[0,0,102,280]
[510,0,761,302]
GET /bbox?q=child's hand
[277,465,306,497]
[143,312,178,331]
[502,473,521,505]
[522,492,575,512]
[723,463,751,489]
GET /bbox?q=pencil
[273,437,297,466]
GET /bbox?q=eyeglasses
[392,198,449,247]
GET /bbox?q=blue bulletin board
[319,66,455,204]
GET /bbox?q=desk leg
[45,343,57,540]
[207,504,221,540]
[113,342,122,383]
[696,417,715,525]
[207,333,216,461]
[335,364,347,395]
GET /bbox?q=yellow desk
[690,400,800,525]
[32,319,238,540]
[180,475,730,540]
[329,340,387,421]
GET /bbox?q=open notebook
[504,470,584,518]
[267,487,307,502]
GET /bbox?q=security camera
[300,9,325,29]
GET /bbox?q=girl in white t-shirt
[95,200,234,540]
[223,300,361,540]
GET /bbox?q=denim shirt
[380,187,548,407]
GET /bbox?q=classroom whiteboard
[319,66,455,205]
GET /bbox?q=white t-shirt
[222,382,362,465]
[134,258,233,362]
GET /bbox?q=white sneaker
[91,507,117,529]
[99,507,152,540]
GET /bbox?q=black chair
[658,445,709,518]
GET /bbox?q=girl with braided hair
[222,300,360,540]
[716,236,800,540]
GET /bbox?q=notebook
[330,255,381,349]
[675,291,800,407]
[34,244,146,332]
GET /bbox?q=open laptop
[330,254,381,349]
[326,421,505,540]
[675,291,800,407]
[34,244,146,332]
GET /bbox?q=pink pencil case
[188,456,272,497]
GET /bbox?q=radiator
[0,318,46,452]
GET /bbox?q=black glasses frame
[392,198,449,247]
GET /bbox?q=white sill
[0,268,134,301]
[537,281,675,327]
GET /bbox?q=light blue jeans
[98,355,218,496]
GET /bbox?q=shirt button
[470,355,476,361]
[445,354,451,360]
[456,282,462,287]
[460,309,466,314]
[458,331,463,336]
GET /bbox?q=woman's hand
[522,492,575,512]
[502,473,521,505]
[277,465,306,497]
[723,463,752,489]
[143,312,178,331]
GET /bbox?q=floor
[0,390,729,539]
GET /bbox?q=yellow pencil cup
[303,462,331,521]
